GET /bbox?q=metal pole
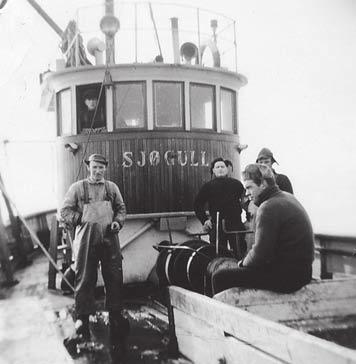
[135,2,138,62]
[216,212,219,256]
[233,20,238,72]
[105,0,116,64]
[197,8,201,64]
[26,0,63,37]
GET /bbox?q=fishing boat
[1,1,356,363]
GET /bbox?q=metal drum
[171,240,209,289]
[156,239,235,293]
[156,240,205,287]
[186,245,234,293]
[155,240,174,287]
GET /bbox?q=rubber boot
[109,312,130,360]
[75,315,91,341]
[63,314,90,357]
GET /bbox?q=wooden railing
[314,233,356,279]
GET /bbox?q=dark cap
[82,88,98,101]
[256,148,278,164]
[85,153,108,166]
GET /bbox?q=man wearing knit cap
[60,153,129,358]
[256,147,293,194]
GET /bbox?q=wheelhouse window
[113,82,146,129]
[153,82,184,128]
[221,88,236,133]
[57,88,72,136]
[190,83,215,130]
[76,84,106,134]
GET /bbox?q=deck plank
[0,297,73,364]
[174,309,285,364]
[169,286,356,364]
[213,278,356,323]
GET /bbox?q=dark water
[60,287,189,364]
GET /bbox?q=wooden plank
[226,297,356,323]
[224,336,286,364]
[174,308,284,364]
[326,255,356,275]
[214,278,356,305]
[169,286,356,364]
[174,309,226,364]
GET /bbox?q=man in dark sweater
[194,157,246,259]
[209,163,314,296]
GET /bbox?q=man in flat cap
[60,153,129,357]
[79,88,106,133]
[256,147,293,194]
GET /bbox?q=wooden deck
[0,253,190,364]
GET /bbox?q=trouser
[209,223,247,260]
[206,258,312,297]
[74,222,123,316]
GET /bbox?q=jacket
[60,178,126,229]
[243,186,314,268]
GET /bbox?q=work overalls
[73,180,123,316]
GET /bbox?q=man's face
[212,161,228,178]
[85,98,98,111]
[88,161,106,181]
[244,179,265,203]
[257,157,273,168]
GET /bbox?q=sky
[0,0,355,235]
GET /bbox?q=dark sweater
[194,177,245,229]
[274,172,293,194]
[243,186,314,268]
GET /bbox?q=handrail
[314,233,356,244]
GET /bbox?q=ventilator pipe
[170,17,180,64]
[87,38,105,65]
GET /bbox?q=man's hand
[111,221,121,233]
[203,219,213,232]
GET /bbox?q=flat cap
[85,153,108,166]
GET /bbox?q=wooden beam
[169,286,356,364]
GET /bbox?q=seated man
[208,163,314,297]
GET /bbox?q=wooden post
[0,173,29,267]
[166,288,179,357]
[0,206,18,286]
[48,215,61,289]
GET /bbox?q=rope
[0,180,75,292]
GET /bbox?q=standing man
[194,157,246,259]
[256,147,293,194]
[60,153,129,355]
[209,163,314,296]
